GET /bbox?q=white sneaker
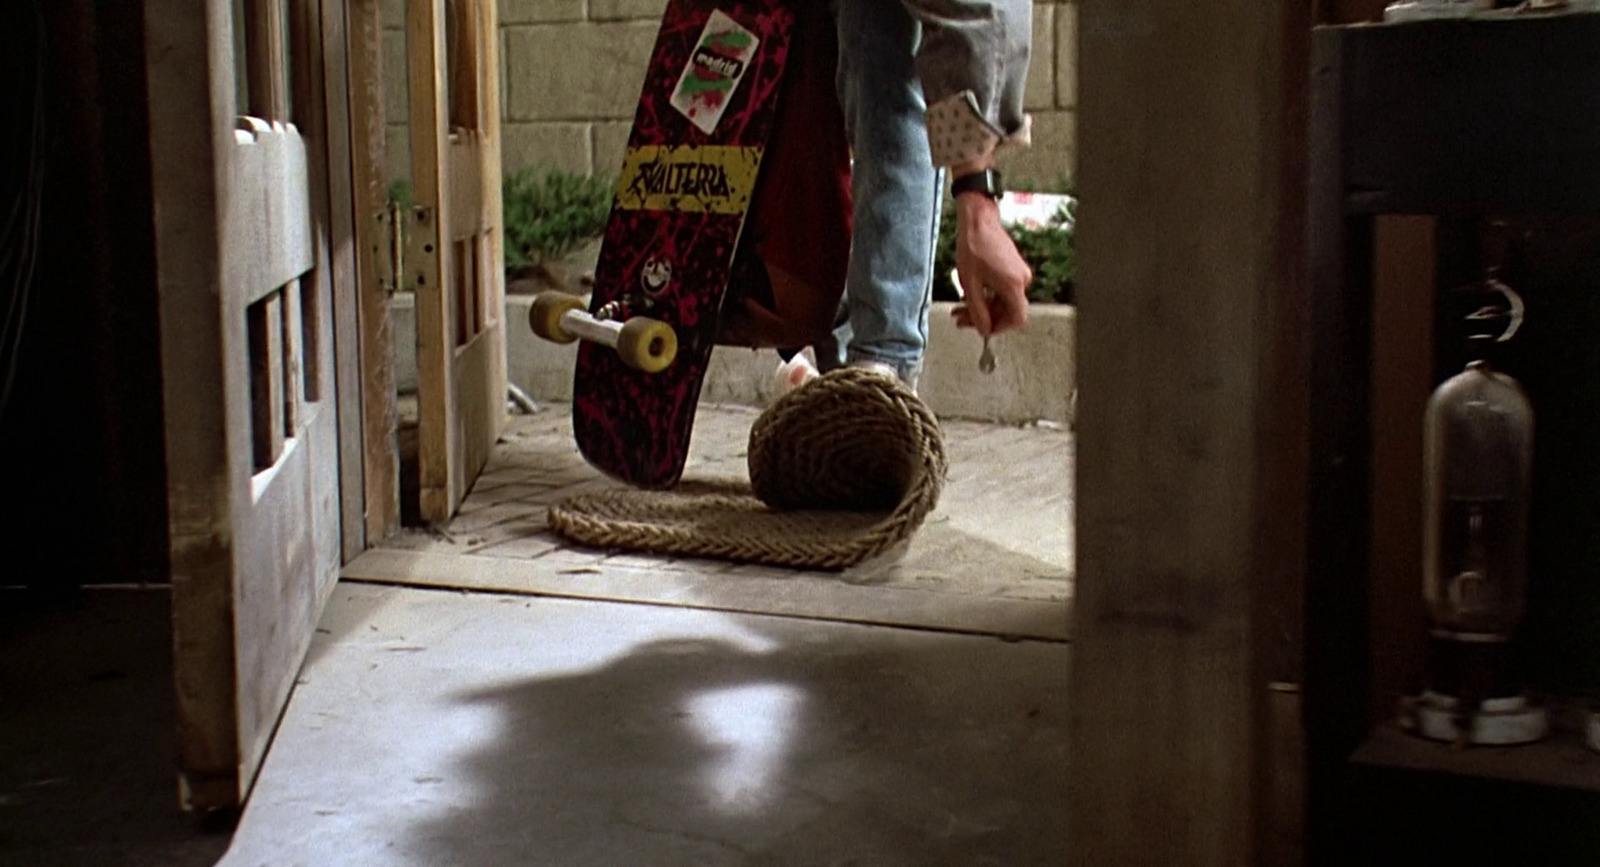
[773,352,820,398]
[848,359,918,394]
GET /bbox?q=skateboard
[529,0,851,488]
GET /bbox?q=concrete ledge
[392,294,1076,424]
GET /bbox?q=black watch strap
[951,167,1003,200]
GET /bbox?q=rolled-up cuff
[925,91,1032,168]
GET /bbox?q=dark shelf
[1352,721,1600,794]
[1318,13,1600,215]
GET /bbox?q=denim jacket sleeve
[899,0,1033,167]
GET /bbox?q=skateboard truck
[529,291,679,373]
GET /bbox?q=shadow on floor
[407,628,1069,866]
[0,587,234,867]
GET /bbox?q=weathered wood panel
[312,0,371,562]
[145,0,240,809]
[448,133,488,240]
[1368,216,1434,723]
[466,0,507,499]
[148,0,347,810]
[228,119,316,297]
[407,0,506,522]
[347,0,402,543]
[1071,1,1304,864]
[408,0,457,521]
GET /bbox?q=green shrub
[502,166,614,276]
[387,178,413,209]
[933,175,1076,304]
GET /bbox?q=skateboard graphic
[530,0,851,488]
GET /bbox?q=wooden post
[347,0,401,543]
[1071,2,1309,863]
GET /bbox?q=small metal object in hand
[949,267,998,374]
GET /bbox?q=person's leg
[825,0,942,390]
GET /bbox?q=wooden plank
[245,0,288,120]
[286,0,348,598]
[1254,1,1315,862]
[248,295,286,469]
[346,0,401,543]
[475,0,507,434]
[228,118,316,297]
[1352,723,1600,794]
[1071,2,1300,863]
[144,0,241,809]
[449,325,500,505]
[454,237,475,345]
[1368,216,1434,725]
[407,0,458,523]
[447,133,486,240]
[319,0,370,561]
[227,0,342,800]
[281,278,304,434]
[446,0,508,505]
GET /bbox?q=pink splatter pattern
[572,0,794,489]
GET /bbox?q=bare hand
[950,193,1032,337]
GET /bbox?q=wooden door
[145,0,353,810]
[406,0,509,523]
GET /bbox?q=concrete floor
[1,401,1073,866]
[0,588,236,867]
[221,584,1070,866]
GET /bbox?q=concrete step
[392,293,1076,425]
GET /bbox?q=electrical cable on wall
[0,0,45,424]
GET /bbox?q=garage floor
[2,401,1073,866]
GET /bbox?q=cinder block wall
[382,0,1077,185]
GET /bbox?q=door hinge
[374,204,404,296]
[403,205,436,295]
[374,203,435,295]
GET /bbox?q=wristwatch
[950,167,1004,201]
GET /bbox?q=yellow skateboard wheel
[529,292,586,343]
[616,317,677,373]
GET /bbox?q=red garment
[719,0,852,349]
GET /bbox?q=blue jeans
[818,0,944,385]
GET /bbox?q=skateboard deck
[569,0,849,489]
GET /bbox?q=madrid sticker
[670,10,759,135]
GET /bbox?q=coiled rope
[548,368,947,570]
